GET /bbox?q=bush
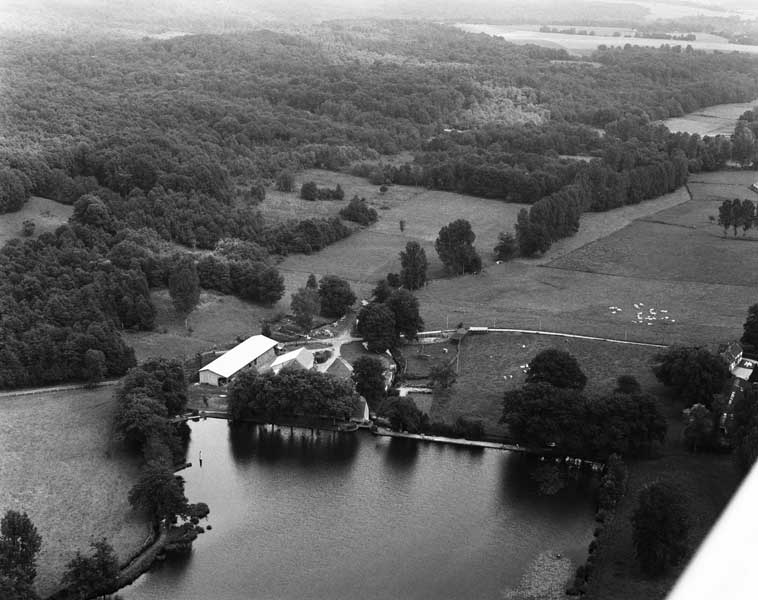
[339,195,378,225]
[21,219,35,236]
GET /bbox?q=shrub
[339,195,378,225]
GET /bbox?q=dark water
[121,420,595,600]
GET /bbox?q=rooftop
[199,335,278,379]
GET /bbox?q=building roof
[325,357,353,380]
[733,358,757,382]
[199,335,278,379]
[270,347,314,374]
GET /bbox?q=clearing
[0,387,149,597]
[0,196,72,247]
[413,332,661,434]
[662,100,758,137]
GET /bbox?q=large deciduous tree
[290,287,321,330]
[385,289,424,340]
[61,538,119,599]
[128,462,190,524]
[399,241,428,290]
[526,348,587,390]
[168,254,200,316]
[318,275,356,318]
[652,346,728,408]
[0,510,42,586]
[357,303,396,353]
[434,219,481,275]
[351,355,386,409]
[631,482,689,576]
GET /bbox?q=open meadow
[0,196,72,247]
[422,332,662,434]
[125,289,278,362]
[0,387,149,597]
[662,99,758,137]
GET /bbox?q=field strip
[540,262,758,288]
[419,328,667,348]
[0,380,119,399]
[527,187,691,266]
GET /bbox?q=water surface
[122,420,595,600]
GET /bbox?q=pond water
[121,420,595,600]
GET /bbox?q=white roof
[270,347,314,373]
[200,335,278,379]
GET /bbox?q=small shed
[199,335,278,386]
[270,347,315,374]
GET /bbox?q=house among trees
[270,347,315,374]
[720,341,744,373]
[198,335,278,386]
[324,356,354,380]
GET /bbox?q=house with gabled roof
[198,335,278,386]
[270,347,315,374]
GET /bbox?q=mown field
[125,289,279,362]
[0,196,72,247]
[0,387,149,597]
[423,332,662,434]
[662,99,758,137]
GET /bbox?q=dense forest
[1,20,758,387]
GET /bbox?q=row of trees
[300,181,344,201]
[501,349,667,460]
[717,198,757,237]
[228,367,358,423]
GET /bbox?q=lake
[121,420,595,600]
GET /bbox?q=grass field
[662,100,758,136]
[0,196,72,247]
[585,394,740,600]
[126,289,279,362]
[425,332,661,434]
[0,388,149,596]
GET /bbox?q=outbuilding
[270,347,315,374]
[198,335,278,386]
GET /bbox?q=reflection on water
[122,420,596,600]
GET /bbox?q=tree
[357,303,396,353]
[372,279,393,303]
[0,510,42,585]
[20,220,35,237]
[300,181,318,201]
[682,403,714,452]
[318,275,356,318]
[717,199,733,237]
[652,346,728,408]
[290,287,320,330]
[494,231,518,261]
[339,195,377,225]
[386,289,424,340]
[434,219,481,275]
[740,199,754,236]
[128,462,190,523]
[515,208,550,257]
[399,241,428,290]
[732,120,757,168]
[352,355,386,409]
[168,255,200,316]
[429,360,456,389]
[61,538,118,599]
[382,397,428,433]
[306,273,318,289]
[741,304,758,351]
[82,349,106,387]
[275,170,295,192]
[526,348,587,390]
[631,482,689,575]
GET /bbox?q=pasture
[426,332,662,433]
[0,196,72,246]
[662,99,757,136]
[126,289,278,362]
[0,387,149,597]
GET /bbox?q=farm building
[324,356,354,380]
[270,347,315,374]
[198,335,278,386]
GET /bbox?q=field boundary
[0,380,119,399]
[418,328,667,349]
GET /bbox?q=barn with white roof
[198,335,278,386]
